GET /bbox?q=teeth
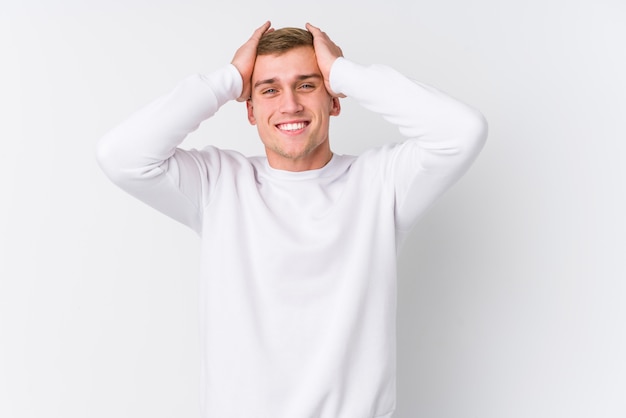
[277,122,306,131]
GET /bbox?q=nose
[279,89,303,114]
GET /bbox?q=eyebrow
[253,74,322,89]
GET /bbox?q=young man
[97,21,487,418]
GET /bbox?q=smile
[276,122,309,132]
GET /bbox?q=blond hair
[256,27,313,56]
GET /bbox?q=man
[97,21,487,418]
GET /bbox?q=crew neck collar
[263,153,340,180]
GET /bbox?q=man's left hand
[306,23,346,98]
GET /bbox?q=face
[246,46,341,171]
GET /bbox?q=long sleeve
[96,64,243,232]
[329,58,488,233]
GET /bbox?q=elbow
[95,132,125,183]
[460,107,488,157]
[95,131,170,186]
[95,134,110,168]
[475,110,489,144]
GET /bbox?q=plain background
[1,0,625,417]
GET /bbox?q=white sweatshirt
[97,57,487,418]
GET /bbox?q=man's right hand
[231,21,273,102]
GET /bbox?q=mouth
[275,121,309,133]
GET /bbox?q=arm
[331,58,487,231]
[306,23,487,231]
[96,23,272,232]
[95,66,241,232]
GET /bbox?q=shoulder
[174,145,258,176]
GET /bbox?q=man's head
[246,27,341,172]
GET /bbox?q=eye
[299,83,315,90]
[262,88,278,95]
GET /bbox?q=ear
[330,97,341,117]
[246,99,256,125]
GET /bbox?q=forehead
[252,46,320,83]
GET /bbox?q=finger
[307,23,330,38]
[251,21,272,40]
[306,23,331,44]
[305,22,319,33]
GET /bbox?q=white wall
[1,0,624,417]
